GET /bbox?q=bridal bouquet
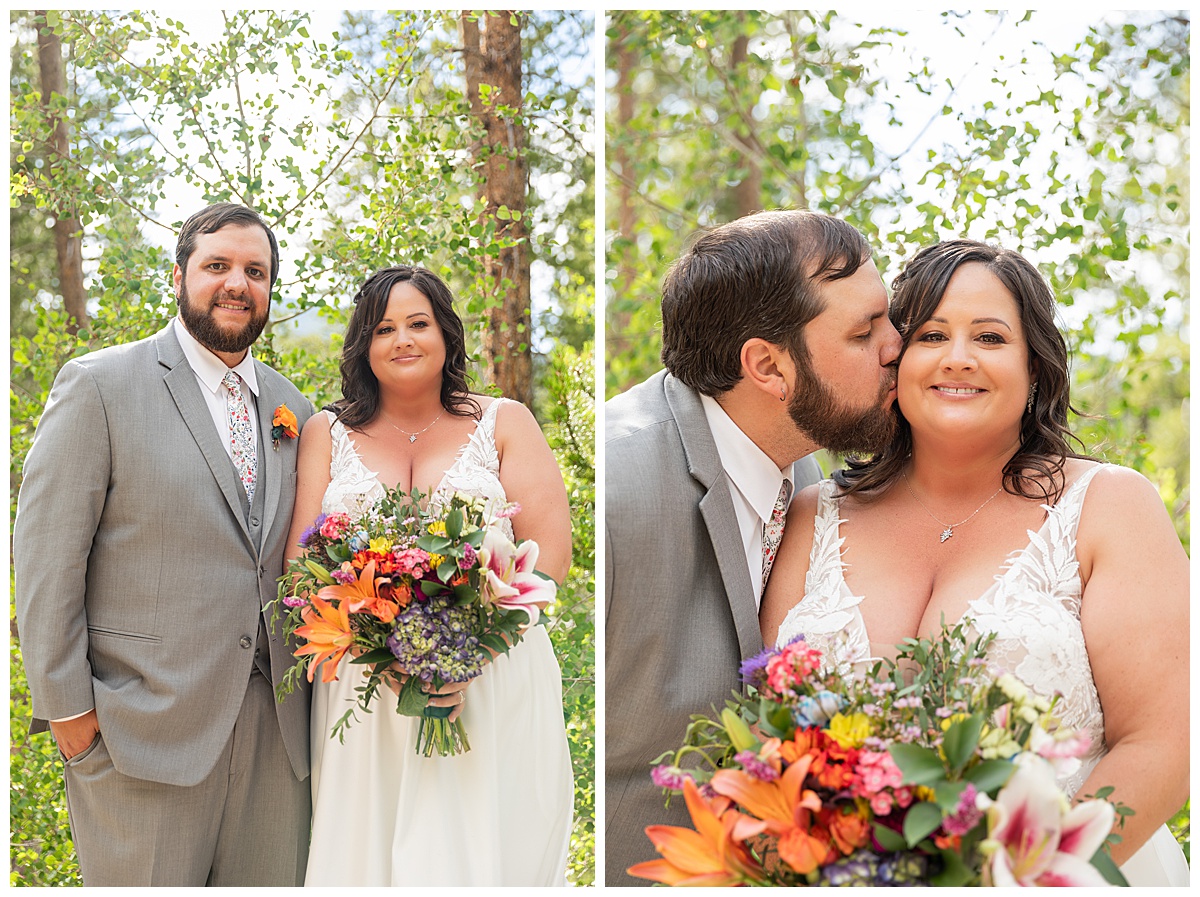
[630,622,1128,887]
[273,486,555,756]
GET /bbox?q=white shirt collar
[700,393,790,520]
[173,316,259,397]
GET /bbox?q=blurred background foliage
[10,9,594,886]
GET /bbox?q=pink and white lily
[476,527,556,624]
[979,753,1116,887]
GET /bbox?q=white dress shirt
[700,394,792,609]
[173,316,260,458]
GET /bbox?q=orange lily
[627,777,767,886]
[712,754,832,875]
[293,593,354,682]
[317,559,399,623]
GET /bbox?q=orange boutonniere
[271,404,299,450]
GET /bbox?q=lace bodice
[321,400,514,540]
[777,465,1112,797]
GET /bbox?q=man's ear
[172,264,183,300]
[740,338,793,403]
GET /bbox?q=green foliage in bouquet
[637,621,1129,887]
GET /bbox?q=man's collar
[172,316,259,396]
[700,393,790,520]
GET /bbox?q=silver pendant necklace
[902,471,1004,543]
[385,411,444,443]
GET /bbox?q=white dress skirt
[304,404,574,886]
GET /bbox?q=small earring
[780,385,787,403]
[1026,381,1038,414]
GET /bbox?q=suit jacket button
[239,635,253,649]
[258,566,266,578]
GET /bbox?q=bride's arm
[759,484,821,648]
[493,399,573,588]
[284,412,334,565]
[1075,465,1189,864]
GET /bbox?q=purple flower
[386,593,487,684]
[282,594,308,608]
[299,513,327,547]
[734,750,779,782]
[331,567,358,584]
[739,646,776,686]
[650,764,692,790]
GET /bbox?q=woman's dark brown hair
[327,265,481,429]
[835,240,1090,504]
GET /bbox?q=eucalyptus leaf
[902,801,944,847]
[890,743,948,786]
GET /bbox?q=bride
[760,240,1189,885]
[286,265,574,886]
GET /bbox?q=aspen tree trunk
[461,11,532,406]
[36,11,87,333]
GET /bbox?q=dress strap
[1047,463,1111,544]
[807,478,847,585]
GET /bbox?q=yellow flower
[427,521,447,569]
[826,712,872,749]
[369,536,393,554]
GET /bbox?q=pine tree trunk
[461,11,532,406]
[729,32,762,218]
[35,11,87,333]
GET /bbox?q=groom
[13,203,315,886]
[605,209,901,885]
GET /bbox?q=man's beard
[177,277,269,356]
[788,361,897,455]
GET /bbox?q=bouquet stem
[418,706,471,757]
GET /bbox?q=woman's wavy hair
[327,265,481,429]
[835,240,1090,504]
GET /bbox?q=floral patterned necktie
[760,478,792,599]
[222,371,256,507]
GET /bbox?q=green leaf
[395,676,428,717]
[479,632,510,655]
[437,558,459,582]
[873,822,907,852]
[964,759,1015,794]
[942,713,985,772]
[1089,847,1129,886]
[890,743,948,786]
[350,647,394,665]
[902,801,944,847]
[930,846,973,886]
[445,507,463,539]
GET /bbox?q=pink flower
[942,783,984,836]
[1031,726,1092,778]
[763,638,824,695]
[980,753,1115,886]
[392,547,431,576]
[319,512,352,540]
[477,527,556,623]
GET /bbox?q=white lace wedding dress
[305,402,574,886]
[776,465,1188,886]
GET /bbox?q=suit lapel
[665,375,762,661]
[157,325,252,545]
[254,367,285,545]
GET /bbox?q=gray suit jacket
[604,370,821,885]
[13,322,314,787]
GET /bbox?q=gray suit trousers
[63,672,309,886]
